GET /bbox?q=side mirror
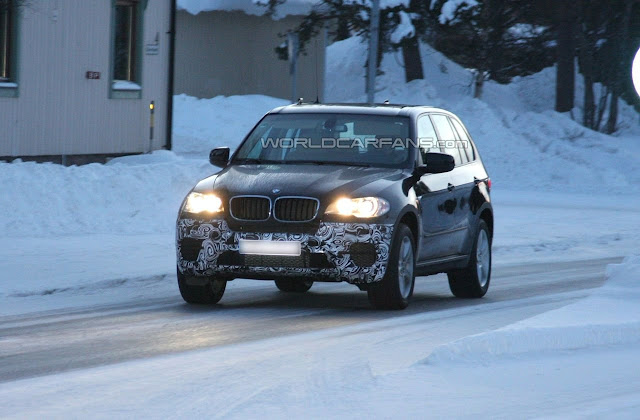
[209,147,230,168]
[415,152,455,175]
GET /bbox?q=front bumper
[176,218,394,284]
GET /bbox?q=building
[174,0,325,102]
[0,0,174,164]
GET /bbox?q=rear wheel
[447,220,491,298]
[177,269,227,304]
[275,278,313,293]
[367,224,415,310]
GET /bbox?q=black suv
[176,104,493,309]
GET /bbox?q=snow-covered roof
[177,0,411,18]
[177,0,317,18]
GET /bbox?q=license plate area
[238,239,301,256]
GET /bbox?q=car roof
[269,103,453,119]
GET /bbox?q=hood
[195,164,406,200]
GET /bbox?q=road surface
[0,257,620,383]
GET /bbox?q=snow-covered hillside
[325,37,640,194]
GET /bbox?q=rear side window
[449,117,475,162]
[431,114,462,166]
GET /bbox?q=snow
[172,93,288,156]
[344,0,410,7]
[2,33,640,311]
[508,23,547,38]
[178,0,317,18]
[0,151,211,237]
[324,36,640,195]
[2,257,640,417]
[2,29,640,417]
[439,0,478,24]
[427,255,640,364]
[178,0,412,17]
[390,11,415,44]
[111,80,141,91]
[0,82,18,88]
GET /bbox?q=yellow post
[149,101,155,153]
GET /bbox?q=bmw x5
[176,103,493,309]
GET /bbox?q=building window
[0,0,14,82]
[112,0,142,98]
[114,0,137,82]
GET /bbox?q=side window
[416,115,439,161]
[450,117,475,162]
[431,114,462,167]
[447,117,468,165]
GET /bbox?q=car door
[443,115,475,255]
[429,114,469,256]
[414,114,458,261]
[448,116,483,255]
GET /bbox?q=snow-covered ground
[2,257,639,418]
[1,32,639,417]
[2,189,639,317]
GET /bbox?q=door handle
[447,183,455,191]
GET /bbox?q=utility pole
[366,0,380,104]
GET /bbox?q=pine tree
[432,0,555,98]
[266,0,428,84]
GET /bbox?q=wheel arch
[396,207,420,245]
[479,206,493,240]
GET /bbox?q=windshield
[233,113,413,168]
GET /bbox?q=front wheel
[447,220,491,298]
[367,224,415,310]
[177,269,227,304]
[275,279,313,293]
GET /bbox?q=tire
[447,220,491,298]
[275,278,313,293]
[177,268,227,304]
[367,224,416,310]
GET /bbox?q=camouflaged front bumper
[176,218,393,284]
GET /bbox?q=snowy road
[0,256,619,383]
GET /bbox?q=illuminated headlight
[325,197,390,218]
[182,192,223,214]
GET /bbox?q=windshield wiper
[284,160,372,168]
[235,158,277,165]
[284,160,329,166]
[341,162,372,168]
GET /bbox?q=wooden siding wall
[174,10,325,102]
[0,0,171,157]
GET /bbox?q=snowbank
[0,152,212,237]
[0,95,288,238]
[425,255,640,364]
[172,94,288,155]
